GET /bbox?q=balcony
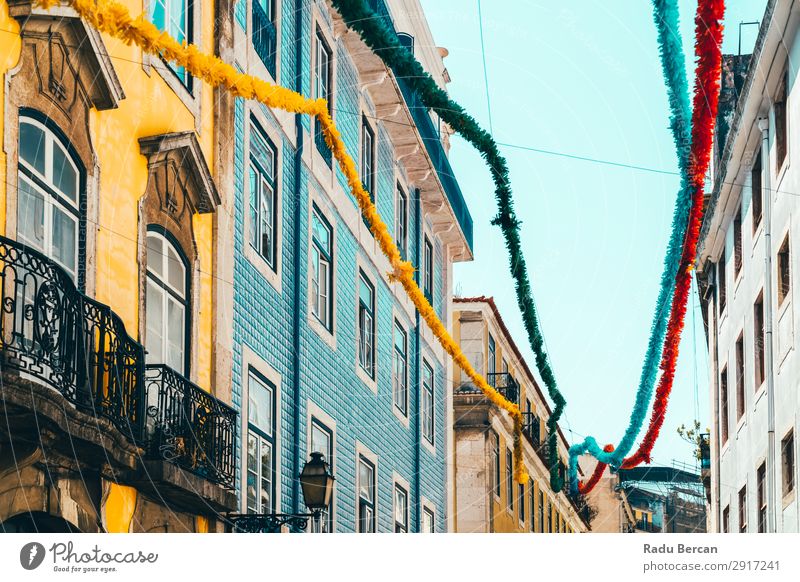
[521,411,541,448]
[252,0,277,78]
[636,519,661,533]
[0,235,237,505]
[0,235,145,443]
[486,372,518,404]
[144,364,237,490]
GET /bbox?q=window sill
[421,435,436,457]
[356,363,378,395]
[753,383,766,407]
[782,490,796,509]
[308,313,336,350]
[736,416,747,435]
[752,223,763,253]
[391,403,410,428]
[245,242,281,293]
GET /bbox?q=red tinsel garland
[580,0,725,492]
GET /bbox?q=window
[738,486,747,533]
[395,184,408,258]
[721,365,729,444]
[358,271,376,378]
[17,116,82,280]
[145,230,189,374]
[488,333,496,376]
[361,118,376,200]
[506,449,514,510]
[310,206,333,330]
[149,0,191,87]
[722,505,730,533]
[757,463,766,532]
[310,418,334,532]
[393,320,408,416]
[252,0,277,76]
[518,483,525,523]
[734,206,742,278]
[249,120,277,268]
[754,292,765,389]
[423,236,433,302]
[314,31,333,164]
[422,507,435,533]
[530,484,536,532]
[783,431,795,497]
[752,151,762,232]
[736,334,745,420]
[546,500,551,533]
[422,360,435,444]
[775,72,788,172]
[718,251,727,313]
[778,235,790,306]
[538,490,544,533]
[247,370,276,514]
[492,433,500,497]
[357,456,376,533]
[394,483,408,533]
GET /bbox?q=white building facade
[697,0,799,533]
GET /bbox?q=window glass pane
[246,471,257,512]
[249,166,259,248]
[260,440,272,511]
[319,259,329,326]
[150,0,167,30]
[145,279,164,364]
[167,245,185,295]
[169,0,187,42]
[359,459,373,502]
[146,234,163,278]
[250,124,275,178]
[311,422,331,461]
[395,487,407,527]
[19,121,46,175]
[51,205,77,275]
[52,142,78,204]
[248,372,273,433]
[166,297,184,370]
[17,177,45,251]
[359,275,373,309]
[312,210,331,252]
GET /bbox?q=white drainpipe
[758,116,777,533]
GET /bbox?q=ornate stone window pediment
[9,0,125,111]
[138,131,220,218]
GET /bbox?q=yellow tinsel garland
[36,0,530,483]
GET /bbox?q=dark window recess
[734,207,742,277]
[752,151,762,232]
[754,292,765,389]
[778,235,791,306]
[775,73,788,172]
[722,506,730,533]
[783,431,795,497]
[738,486,747,533]
[757,463,767,533]
[736,334,745,420]
[721,366,729,444]
[252,0,277,77]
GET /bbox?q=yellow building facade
[0,1,237,532]
[452,297,591,533]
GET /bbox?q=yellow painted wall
[0,5,21,235]
[104,483,137,533]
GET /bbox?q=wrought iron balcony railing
[521,412,541,448]
[144,364,237,490]
[486,372,518,404]
[367,0,474,251]
[0,235,145,442]
[252,0,277,78]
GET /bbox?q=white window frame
[356,444,378,533]
[17,116,81,280]
[392,319,408,419]
[421,499,436,533]
[246,367,276,515]
[145,230,189,375]
[422,358,435,449]
[309,409,336,533]
[357,269,376,383]
[393,479,409,533]
[310,204,333,331]
[395,182,408,258]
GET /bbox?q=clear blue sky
[421,0,766,467]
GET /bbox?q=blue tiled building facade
[226,0,473,532]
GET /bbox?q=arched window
[145,229,189,375]
[17,115,82,280]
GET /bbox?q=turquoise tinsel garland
[567,0,695,492]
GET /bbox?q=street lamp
[300,452,336,532]
[227,452,335,533]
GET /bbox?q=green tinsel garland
[329,0,566,491]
